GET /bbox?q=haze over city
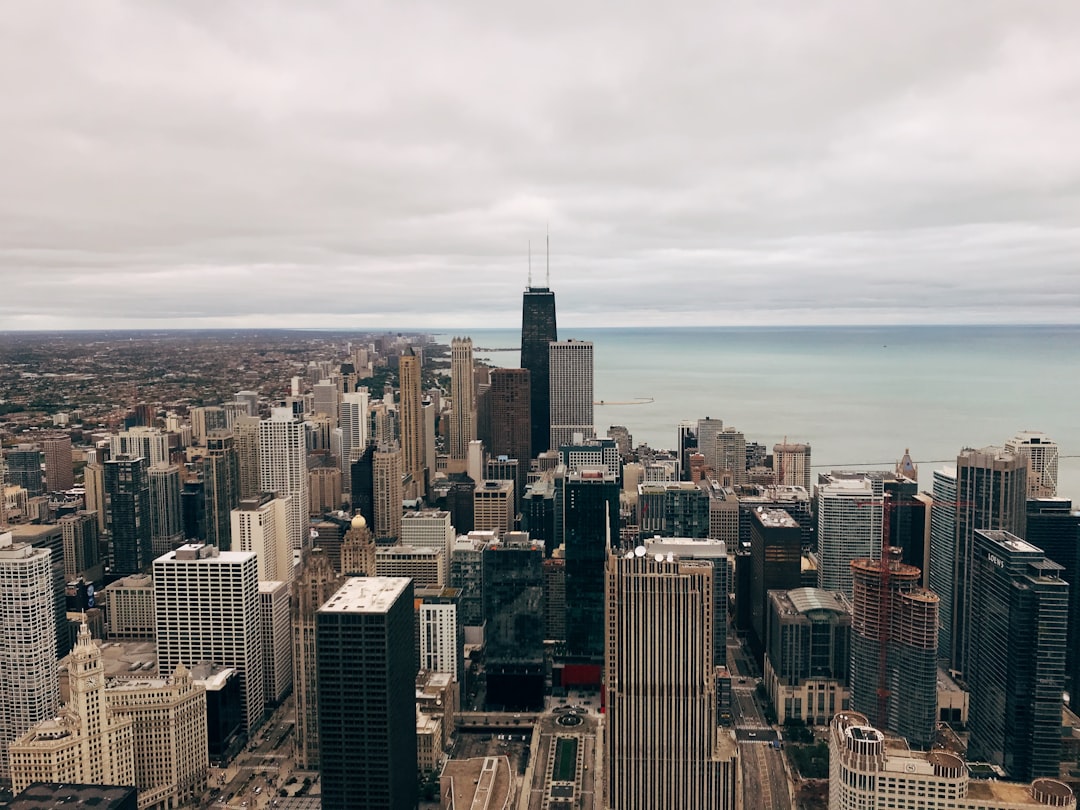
[2,2,1080,330]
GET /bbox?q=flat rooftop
[320,576,411,613]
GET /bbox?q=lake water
[434,325,1080,502]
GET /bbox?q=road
[728,639,792,810]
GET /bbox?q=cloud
[1,1,1079,329]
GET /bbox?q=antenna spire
[546,227,550,287]
[528,241,532,288]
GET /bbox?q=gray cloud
[1,1,1079,328]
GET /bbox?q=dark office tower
[522,479,556,556]
[605,553,739,810]
[520,284,557,457]
[849,551,939,750]
[180,479,206,541]
[317,576,416,810]
[966,530,1067,780]
[563,468,619,664]
[676,421,697,481]
[748,508,802,663]
[349,443,376,525]
[104,455,152,575]
[292,547,343,771]
[5,445,44,496]
[482,534,546,711]
[637,482,709,540]
[203,431,241,551]
[882,473,924,570]
[951,446,1027,676]
[42,436,73,492]
[479,369,531,498]
[1025,498,1080,695]
[446,477,475,535]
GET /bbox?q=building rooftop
[753,507,799,528]
[157,543,255,564]
[11,782,138,809]
[320,576,411,614]
[441,756,513,810]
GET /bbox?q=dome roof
[351,514,367,530]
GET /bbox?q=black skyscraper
[520,286,557,457]
[104,455,152,575]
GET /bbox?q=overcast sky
[2,2,1079,330]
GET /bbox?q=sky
[2,1,1079,330]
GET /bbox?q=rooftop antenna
[528,241,532,288]
[546,226,551,287]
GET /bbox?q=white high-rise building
[449,338,476,460]
[548,339,594,450]
[339,390,370,489]
[816,474,884,597]
[154,544,265,733]
[259,409,309,551]
[401,510,455,558]
[417,589,460,682]
[0,531,59,782]
[231,494,295,584]
[1005,430,1059,499]
[259,581,292,707]
[111,427,170,467]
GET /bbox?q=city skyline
[2,4,1080,330]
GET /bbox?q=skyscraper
[482,534,545,710]
[105,455,152,576]
[317,576,417,810]
[338,390,369,490]
[1025,498,1080,695]
[398,349,425,497]
[234,415,261,499]
[478,368,531,499]
[520,284,557,457]
[203,430,241,551]
[0,532,58,783]
[564,467,619,664]
[1005,430,1059,499]
[292,546,343,771]
[4,445,43,496]
[449,337,476,461]
[42,435,73,492]
[928,465,957,660]
[816,473,883,597]
[849,551,939,749]
[111,427,170,467]
[154,543,265,733]
[966,530,1067,780]
[549,339,594,449]
[259,408,308,552]
[148,463,184,558]
[59,510,102,583]
[231,494,294,583]
[372,445,404,542]
[748,508,803,661]
[951,446,1027,675]
[605,552,739,810]
[773,442,812,492]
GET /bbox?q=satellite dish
[624,551,635,560]
[634,546,646,557]
[654,553,664,563]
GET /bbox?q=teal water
[435,326,1080,501]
